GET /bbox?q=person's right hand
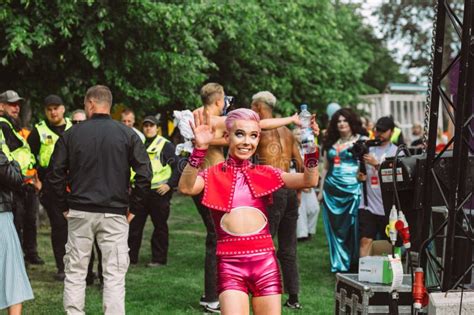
[33,174,42,193]
[191,110,215,149]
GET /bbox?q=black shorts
[359,208,388,240]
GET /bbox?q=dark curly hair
[323,108,367,152]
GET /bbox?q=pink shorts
[217,251,282,297]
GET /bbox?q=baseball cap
[44,94,64,106]
[0,90,24,103]
[142,115,158,125]
[375,116,395,132]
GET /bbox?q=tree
[377,0,463,80]
[0,0,405,127]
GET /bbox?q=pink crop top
[198,158,282,256]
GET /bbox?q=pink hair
[225,108,261,131]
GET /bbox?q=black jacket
[0,150,23,212]
[47,114,152,215]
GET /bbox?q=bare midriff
[220,207,267,236]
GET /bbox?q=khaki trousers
[63,210,130,315]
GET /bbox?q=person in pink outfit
[179,108,319,314]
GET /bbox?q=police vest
[148,136,172,189]
[0,117,34,175]
[0,129,13,161]
[391,127,402,144]
[35,119,72,168]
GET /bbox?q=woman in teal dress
[319,108,367,272]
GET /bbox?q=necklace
[337,134,355,145]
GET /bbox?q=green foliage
[377,0,463,78]
[0,0,404,121]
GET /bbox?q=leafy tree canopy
[0,0,404,124]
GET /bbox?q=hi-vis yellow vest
[131,136,172,189]
[0,129,13,161]
[148,136,172,189]
[0,117,34,175]
[36,119,72,168]
[390,127,402,144]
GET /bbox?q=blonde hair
[200,83,224,106]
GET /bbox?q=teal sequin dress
[322,141,361,272]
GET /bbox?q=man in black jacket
[48,85,152,315]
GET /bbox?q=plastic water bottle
[299,104,315,154]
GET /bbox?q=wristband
[304,148,319,168]
[188,147,207,168]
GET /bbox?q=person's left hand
[157,184,171,196]
[310,114,320,136]
[292,113,301,127]
[126,209,135,223]
[363,154,378,167]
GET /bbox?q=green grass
[10,194,336,314]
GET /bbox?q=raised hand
[310,114,320,136]
[191,109,215,149]
[292,113,301,127]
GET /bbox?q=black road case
[335,273,413,314]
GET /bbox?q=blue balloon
[326,103,341,119]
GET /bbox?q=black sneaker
[199,295,208,307]
[284,300,302,310]
[25,255,45,265]
[204,301,220,314]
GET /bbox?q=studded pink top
[199,156,283,256]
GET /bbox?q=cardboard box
[358,240,400,284]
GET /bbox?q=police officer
[128,115,181,267]
[0,90,43,265]
[27,94,72,279]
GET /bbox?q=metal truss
[419,0,474,292]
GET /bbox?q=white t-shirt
[359,143,398,216]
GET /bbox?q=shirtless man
[251,91,318,310]
[194,83,299,313]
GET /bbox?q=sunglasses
[71,120,84,125]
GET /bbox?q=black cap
[142,115,158,125]
[0,90,24,103]
[44,94,63,106]
[375,116,395,132]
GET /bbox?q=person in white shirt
[358,116,398,257]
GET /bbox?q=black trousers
[192,194,218,302]
[44,204,68,271]
[13,189,39,258]
[267,188,300,295]
[128,190,172,264]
